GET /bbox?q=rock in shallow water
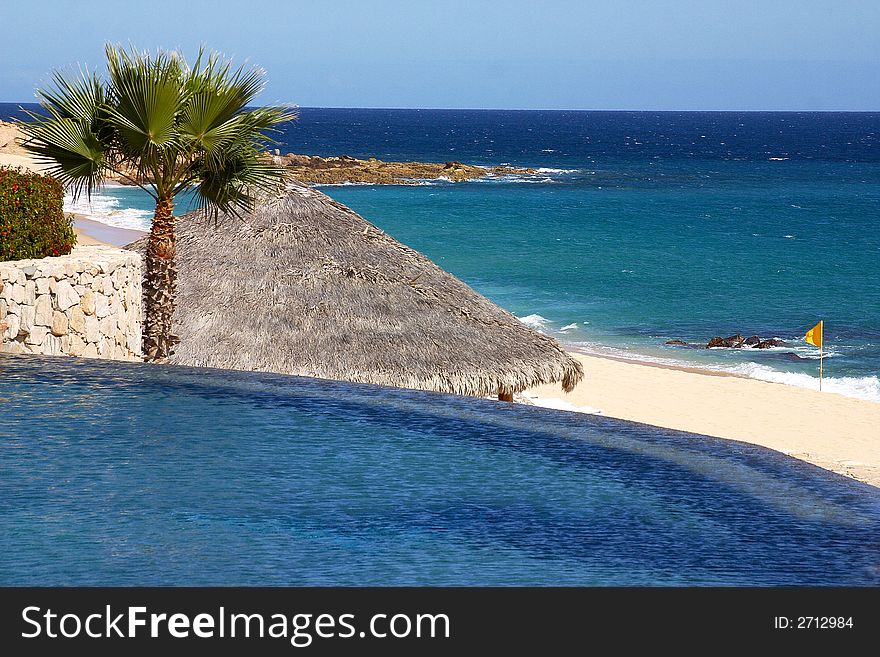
[707,334,746,348]
[707,334,787,349]
[755,338,786,349]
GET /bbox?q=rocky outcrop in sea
[665,334,787,349]
[269,152,536,185]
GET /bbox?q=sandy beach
[526,352,880,487]
[70,214,146,247]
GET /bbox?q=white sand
[525,352,880,487]
[0,120,49,173]
[0,151,51,173]
[71,214,146,247]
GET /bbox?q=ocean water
[63,182,157,229]
[3,105,878,399]
[2,354,879,586]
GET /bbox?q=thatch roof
[127,183,583,397]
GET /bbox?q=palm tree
[18,45,294,360]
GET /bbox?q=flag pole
[819,320,823,392]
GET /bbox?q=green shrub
[0,166,75,261]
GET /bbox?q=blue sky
[2,0,878,110]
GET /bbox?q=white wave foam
[567,341,693,368]
[64,191,152,231]
[518,314,550,329]
[741,338,843,359]
[312,181,375,187]
[793,352,842,360]
[519,392,602,414]
[559,323,579,332]
[473,175,559,185]
[721,363,880,402]
[535,167,580,174]
[563,341,877,402]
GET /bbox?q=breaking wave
[722,363,880,402]
[64,186,152,232]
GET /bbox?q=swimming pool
[1,354,878,585]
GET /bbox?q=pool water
[1,354,878,585]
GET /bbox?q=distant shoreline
[270,152,538,185]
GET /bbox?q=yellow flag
[805,320,823,348]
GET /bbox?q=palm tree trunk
[143,197,180,361]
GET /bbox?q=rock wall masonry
[0,246,142,360]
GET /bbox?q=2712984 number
[799,617,853,629]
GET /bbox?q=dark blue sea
[3,105,878,399]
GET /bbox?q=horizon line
[1,101,878,114]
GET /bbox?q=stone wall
[0,246,142,360]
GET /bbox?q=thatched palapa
[128,183,583,398]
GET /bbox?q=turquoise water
[2,354,879,586]
[5,106,876,400]
[78,165,880,401]
[326,166,880,400]
[63,182,198,229]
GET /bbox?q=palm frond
[19,44,294,207]
[17,70,108,199]
[32,66,105,125]
[104,44,189,155]
[178,54,293,156]
[18,116,106,198]
[192,146,288,217]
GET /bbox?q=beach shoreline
[524,350,880,488]
[72,213,146,247]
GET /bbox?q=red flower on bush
[0,166,75,261]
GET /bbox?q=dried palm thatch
[127,182,583,398]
